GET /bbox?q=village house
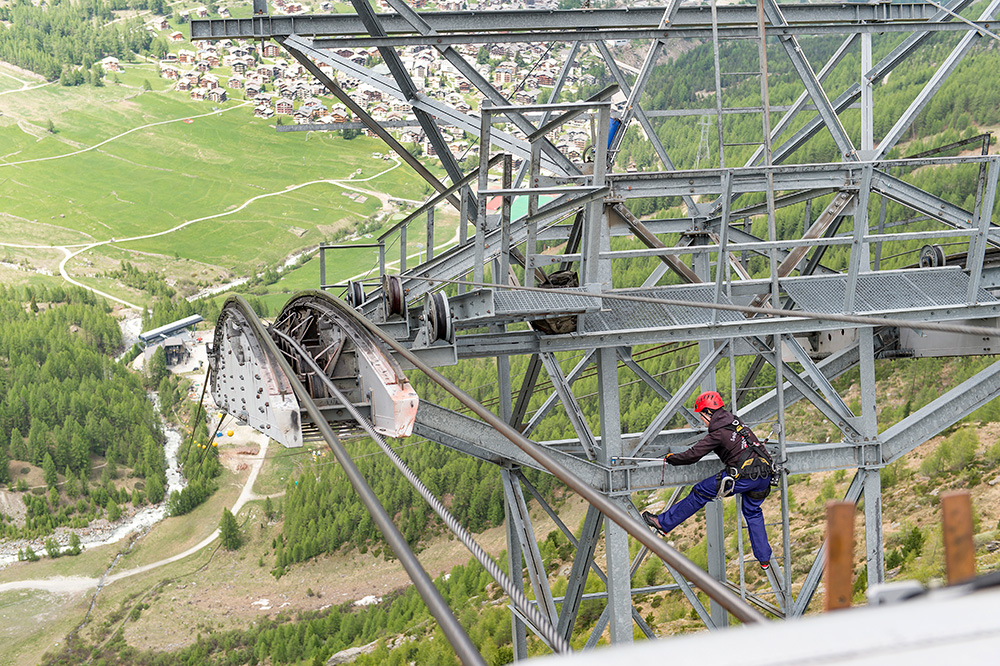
[169,31,185,43]
[262,43,281,58]
[160,64,180,80]
[493,66,514,85]
[177,49,196,65]
[206,88,228,103]
[201,73,220,89]
[254,105,274,118]
[276,99,294,115]
[175,76,196,91]
[228,75,244,89]
[98,56,121,73]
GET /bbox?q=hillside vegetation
[0,285,166,541]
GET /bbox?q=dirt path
[1,151,411,310]
[0,440,269,595]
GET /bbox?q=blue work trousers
[654,474,773,564]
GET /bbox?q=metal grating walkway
[578,268,996,334]
[493,287,598,318]
[582,285,744,333]
[783,267,996,314]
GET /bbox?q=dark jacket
[667,408,763,468]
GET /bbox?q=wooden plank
[941,490,976,584]
[824,501,856,611]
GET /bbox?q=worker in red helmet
[642,390,776,569]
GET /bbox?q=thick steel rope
[272,329,571,653]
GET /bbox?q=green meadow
[0,69,443,302]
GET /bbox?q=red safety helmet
[694,391,725,413]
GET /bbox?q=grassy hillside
[0,60,435,307]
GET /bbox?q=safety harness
[714,416,777,500]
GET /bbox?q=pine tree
[106,497,121,522]
[220,508,241,550]
[42,452,58,488]
[0,444,9,485]
[9,427,27,462]
[148,346,168,388]
[146,473,165,504]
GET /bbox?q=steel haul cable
[272,328,572,654]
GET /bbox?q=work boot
[642,511,668,537]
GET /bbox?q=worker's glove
[663,453,674,464]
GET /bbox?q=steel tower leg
[596,347,633,644]
[695,239,729,627]
[859,327,885,588]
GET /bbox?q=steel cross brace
[556,504,604,643]
[780,334,859,430]
[518,476,666,640]
[616,347,703,430]
[877,0,1000,160]
[384,0,580,180]
[761,0,857,161]
[523,351,595,439]
[539,352,600,461]
[881,356,1000,463]
[716,0,972,192]
[502,469,560,628]
[747,335,862,442]
[282,35,569,174]
[632,340,729,455]
[346,0,464,185]
[279,40,461,211]
[597,41,697,211]
[606,0,684,158]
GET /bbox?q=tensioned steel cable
[402,275,1000,338]
[297,290,766,624]
[221,297,487,666]
[272,329,572,654]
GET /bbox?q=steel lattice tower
[195,0,1000,657]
